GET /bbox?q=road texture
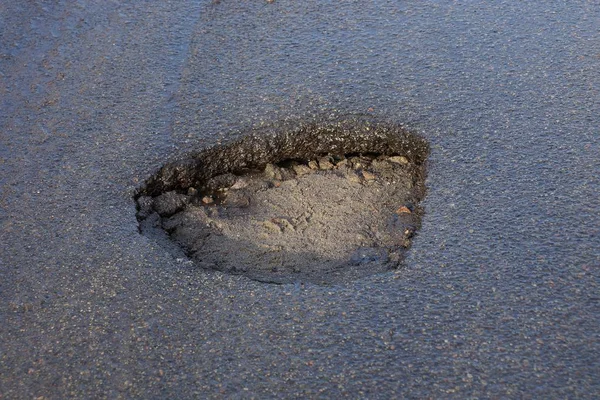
[1,1,599,398]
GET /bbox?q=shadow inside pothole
[135,115,429,285]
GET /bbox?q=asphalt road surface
[1,1,599,398]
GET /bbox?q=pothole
[135,116,429,285]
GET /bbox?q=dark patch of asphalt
[1,1,599,398]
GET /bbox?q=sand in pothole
[147,154,423,284]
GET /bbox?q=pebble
[264,163,283,180]
[388,156,409,165]
[349,157,367,169]
[187,187,198,196]
[335,159,348,168]
[201,196,214,204]
[308,160,319,170]
[346,171,362,184]
[395,206,412,214]
[362,170,376,181]
[152,191,189,217]
[204,173,237,191]
[293,164,312,176]
[223,191,250,207]
[318,156,334,170]
[231,178,248,190]
[403,225,417,239]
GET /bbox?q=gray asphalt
[1,1,599,398]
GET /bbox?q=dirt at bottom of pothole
[139,154,424,285]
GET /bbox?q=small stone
[318,156,334,170]
[308,160,319,170]
[335,159,348,168]
[201,196,213,204]
[231,178,248,190]
[293,164,312,176]
[403,225,417,239]
[388,156,409,165]
[152,191,189,217]
[264,163,282,180]
[187,187,198,196]
[349,157,365,169]
[347,172,362,184]
[224,191,249,207]
[203,173,237,191]
[362,170,376,181]
[395,206,412,215]
[264,163,276,178]
[256,180,274,191]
